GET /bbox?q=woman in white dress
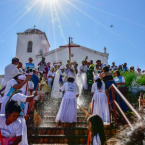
[56,77,79,124]
[88,114,106,145]
[78,61,88,90]
[47,67,55,88]
[91,76,110,123]
[51,66,66,98]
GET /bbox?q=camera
[26,69,33,75]
[26,69,32,73]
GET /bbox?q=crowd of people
[0,56,142,145]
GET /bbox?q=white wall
[45,46,108,66]
[71,47,108,65]
[16,33,49,69]
[16,34,108,68]
[45,48,69,65]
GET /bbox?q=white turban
[18,75,26,80]
[70,65,74,70]
[94,76,100,81]
[51,66,54,71]
[59,65,65,70]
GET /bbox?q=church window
[27,41,33,52]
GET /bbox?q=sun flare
[41,0,58,5]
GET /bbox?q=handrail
[111,84,142,120]
[111,87,118,124]
[114,100,133,130]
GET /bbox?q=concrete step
[28,126,116,136]
[27,121,111,128]
[28,127,88,136]
[31,144,73,145]
[27,121,88,128]
[28,129,117,144]
[28,135,88,144]
[38,112,86,117]
[38,109,88,114]
[42,116,86,122]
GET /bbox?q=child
[91,76,110,123]
[56,77,79,124]
[0,100,22,145]
[88,114,106,145]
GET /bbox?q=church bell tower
[16,26,50,66]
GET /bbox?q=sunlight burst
[41,0,58,5]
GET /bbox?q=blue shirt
[25,63,35,71]
[31,74,39,90]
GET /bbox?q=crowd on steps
[0,56,139,145]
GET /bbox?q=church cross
[60,37,80,62]
[34,25,36,29]
[70,37,73,42]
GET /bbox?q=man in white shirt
[111,62,117,71]
[38,57,46,72]
[1,57,20,90]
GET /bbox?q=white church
[16,28,109,66]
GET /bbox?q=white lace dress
[51,70,66,98]
[56,82,79,123]
[91,82,110,123]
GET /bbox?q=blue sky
[0,0,145,74]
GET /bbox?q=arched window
[27,41,33,52]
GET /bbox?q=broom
[32,101,42,126]
[25,84,42,126]
[77,104,90,119]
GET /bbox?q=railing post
[112,84,142,120]
[107,90,111,123]
[139,97,141,111]
[87,100,94,145]
[111,87,117,125]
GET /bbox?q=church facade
[16,28,50,66]
[16,28,109,67]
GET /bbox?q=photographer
[25,57,35,71]
[38,57,46,72]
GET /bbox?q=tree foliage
[121,71,137,87]
[136,75,145,85]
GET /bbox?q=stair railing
[108,84,142,129]
[87,83,142,145]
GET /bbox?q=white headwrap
[59,65,65,70]
[18,75,26,80]
[94,76,100,81]
[70,65,74,70]
[51,66,54,71]
[57,63,61,66]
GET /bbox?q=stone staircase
[27,95,117,144]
